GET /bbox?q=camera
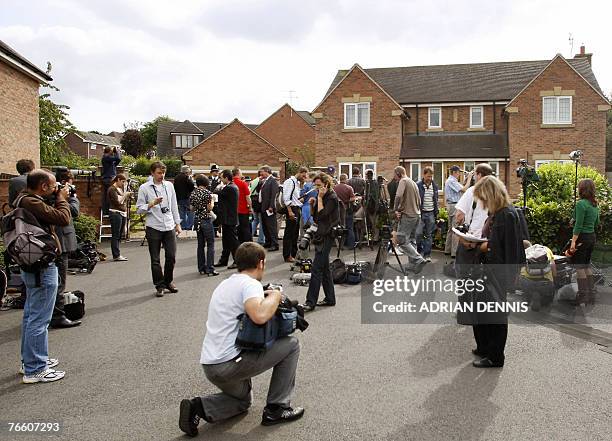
[263,282,283,292]
[291,258,312,273]
[379,224,393,240]
[298,224,318,250]
[127,178,139,193]
[160,207,170,214]
[57,183,76,197]
[455,223,470,234]
[331,225,347,239]
[569,150,583,162]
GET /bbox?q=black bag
[235,305,302,351]
[345,263,362,284]
[330,258,347,284]
[63,290,85,321]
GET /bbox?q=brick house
[182,119,290,178]
[63,131,122,159]
[0,40,52,175]
[313,47,610,198]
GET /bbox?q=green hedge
[128,156,182,178]
[74,214,99,243]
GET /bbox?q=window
[464,161,475,172]
[485,161,499,177]
[344,103,370,129]
[339,161,377,179]
[470,106,483,128]
[542,96,572,124]
[428,107,441,128]
[410,163,421,182]
[90,143,97,150]
[174,135,203,148]
[433,162,443,193]
[534,159,572,169]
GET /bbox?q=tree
[140,115,174,150]
[39,81,76,165]
[606,96,611,172]
[120,129,144,157]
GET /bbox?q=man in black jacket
[258,165,279,251]
[214,170,240,269]
[174,165,195,230]
[8,159,35,208]
[101,146,121,215]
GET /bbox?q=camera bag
[63,290,85,321]
[235,308,299,351]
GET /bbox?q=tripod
[372,234,406,279]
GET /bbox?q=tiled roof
[401,133,508,159]
[296,110,316,125]
[0,39,52,82]
[77,131,121,146]
[324,57,603,104]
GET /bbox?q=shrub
[130,157,153,177]
[74,214,99,243]
[161,157,183,178]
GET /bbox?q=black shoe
[472,358,503,368]
[166,284,179,293]
[179,399,201,437]
[268,246,279,252]
[471,349,486,358]
[301,303,315,312]
[50,316,82,329]
[207,271,220,277]
[227,263,238,270]
[261,406,304,426]
[316,299,335,307]
[155,287,164,297]
[412,259,428,275]
[214,261,228,268]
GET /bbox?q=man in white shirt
[282,167,308,263]
[136,161,181,297]
[178,242,304,437]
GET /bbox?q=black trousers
[305,236,335,306]
[261,210,278,248]
[52,253,69,320]
[102,181,111,215]
[219,224,239,265]
[145,227,177,289]
[237,213,253,244]
[473,324,507,365]
[282,207,300,259]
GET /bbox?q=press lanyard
[152,182,170,210]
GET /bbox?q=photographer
[174,165,195,231]
[179,243,303,436]
[302,173,339,312]
[51,170,82,329]
[364,169,380,242]
[444,166,472,258]
[108,174,132,261]
[8,159,34,208]
[334,173,356,249]
[136,161,181,297]
[282,167,308,263]
[101,146,121,215]
[16,170,71,383]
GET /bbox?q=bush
[433,207,448,250]
[74,214,99,243]
[161,157,183,178]
[130,157,153,177]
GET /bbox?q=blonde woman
[471,176,526,368]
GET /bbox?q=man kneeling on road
[179,242,304,437]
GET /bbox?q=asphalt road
[1,238,611,441]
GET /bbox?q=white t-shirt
[455,186,488,239]
[200,273,264,364]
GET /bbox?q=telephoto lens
[298,224,318,250]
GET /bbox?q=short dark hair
[57,170,74,183]
[314,172,333,188]
[195,174,209,188]
[365,169,374,177]
[422,166,433,175]
[297,166,309,174]
[231,167,241,177]
[235,242,266,272]
[221,169,233,180]
[475,163,493,177]
[112,173,127,184]
[103,146,112,154]
[352,167,360,176]
[27,169,52,190]
[16,159,35,175]
[150,161,166,173]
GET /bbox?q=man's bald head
[27,169,56,196]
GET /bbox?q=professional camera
[263,282,283,292]
[331,225,347,239]
[127,178,139,193]
[57,183,77,197]
[291,258,312,273]
[298,224,318,250]
[455,223,470,234]
[160,206,170,214]
[379,224,393,240]
[569,150,583,162]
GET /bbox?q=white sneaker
[113,256,128,262]
[22,368,65,384]
[19,358,59,375]
[389,248,404,256]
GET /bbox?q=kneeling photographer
[301,173,340,312]
[179,242,304,437]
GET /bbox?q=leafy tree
[39,73,76,165]
[120,129,144,157]
[606,98,611,172]
[141,115,174,150]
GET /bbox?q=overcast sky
[2,0,610,133]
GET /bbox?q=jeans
[200,337,300,422]
[145,227,177,289]
[52,253,69,321]
[305,236,335,306]
[416,211,436,257]
[21,264,58,375]
[178,199,194,230]
[251,212,266,245]
[109,211,126,259]
[197,219,215,273]
[397,214,424,263]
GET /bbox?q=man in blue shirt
[444,166,473,258]
[136,161,182,297]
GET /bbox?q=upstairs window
[428,107,441,128]
[542,96,572,124]
[470,106,483,128]
[344,103,370,129]
[175,135,203,148]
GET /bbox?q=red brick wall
[404,104,507,134]
[255,104,315,162]
[183,120,288,179]
[0,62,41,175]
[314,67,403,179]
[507,57,608,196]
[64,132,89,158]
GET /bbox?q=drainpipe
[492,101,496,134]
[416,104,419,135]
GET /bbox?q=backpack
[1,195,60,273]
[275,179,296,215]
[525,244,551,277]
[330,258,347,284]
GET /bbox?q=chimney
[574,43,592,66]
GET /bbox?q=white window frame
[339,161,377,179]
[90,143,97,150]
[469,106,484,128]
[428,107,441,128]
[432,161,443,194]
[344,102,370,129]
[486,161,499,177]
[542,96,572,124]
[534,159,573,169]
[410,162,421,182]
